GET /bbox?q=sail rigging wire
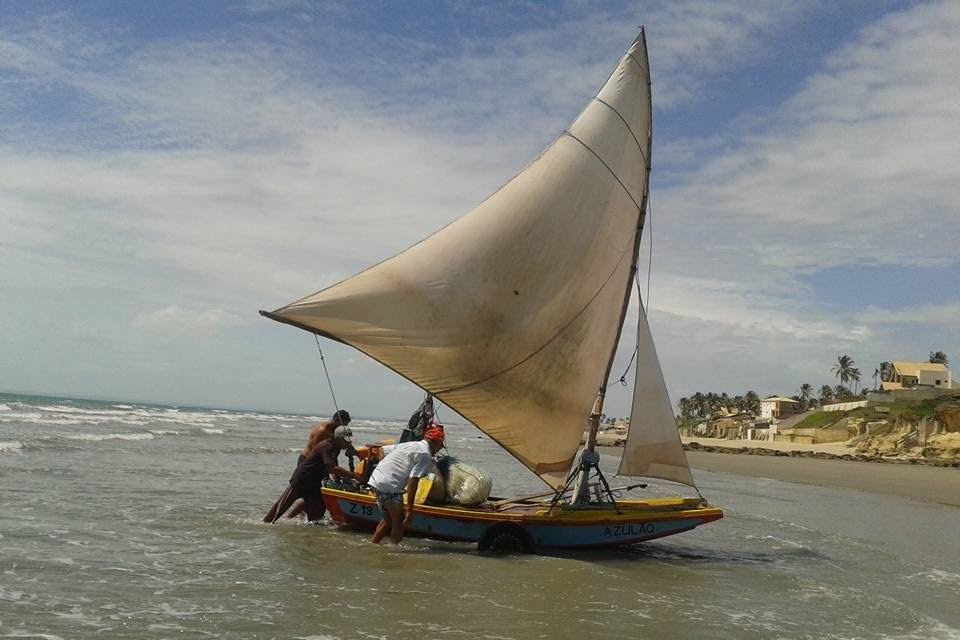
[609,189,657,390]
[645,192,653,311]
[604,273,642,390]
[591,29,653,405]
[313,333,341,413]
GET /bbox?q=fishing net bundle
[436,457,493,506]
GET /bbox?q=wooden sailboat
[262,29,722,551]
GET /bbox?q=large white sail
[265,36,652,487]
[618,301,695,486]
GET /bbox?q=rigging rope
[645,191,654,311]
[608,190,656,390]
[313,334,340,414]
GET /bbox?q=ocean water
[1,392,959,640]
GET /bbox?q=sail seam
[626,52,647,76]
[430,131,641,395]
[591,98,648,168]
[562,131,642,212]
[432,247,631,396]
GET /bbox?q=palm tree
[732,394,745,414]
[831,354,855,391]
[744,390,760,416]
[930,351,949,366]
[849,367,862,394]
[798,383,813,411]
[819,384,834,406]
[872,368,880,390]
[692,392,705,418]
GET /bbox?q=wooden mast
[569,27,653,505]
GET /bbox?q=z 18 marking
[347,502,375,517]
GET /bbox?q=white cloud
[132,305,246,336]
[860,303,960,328]
[1,2,956,413]
[657,1,960,274]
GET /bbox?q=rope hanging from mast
[314,333,340,413]
[608,189,656,390]
[644,191,654,312]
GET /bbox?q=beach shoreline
[683,449,960,508]
[600,439,960,507]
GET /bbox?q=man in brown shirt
[262,409,355,523]
[263,425,358,523]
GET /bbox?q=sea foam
[62,432,155,442]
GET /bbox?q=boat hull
[322,487,722,549]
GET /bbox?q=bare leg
[285,499,305,519]
[263,497,281,523]
[370,502,403,544]
[387,503,405,544]
[264,486,298,524]
[371,508,392,544]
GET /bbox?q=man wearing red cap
[368,426,445,544]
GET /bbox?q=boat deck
[326,484,716,521]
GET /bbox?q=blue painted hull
[323,487,723,549]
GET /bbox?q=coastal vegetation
[792,410,845,430]
[676,391,760,420]
[676,349,956,461]
[831,354,862,393]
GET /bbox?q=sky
[1,0,958,419]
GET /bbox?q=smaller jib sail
[263,34,653,488]
[618,300,695,487]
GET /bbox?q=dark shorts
[290,469,326,495]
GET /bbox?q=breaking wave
[224,446,301,455]
[61,432,156,442]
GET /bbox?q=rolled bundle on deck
[437,457,493,506]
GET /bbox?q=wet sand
[684,450,960,508]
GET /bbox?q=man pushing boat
[263,410,357,523]
[368,426,445,544]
